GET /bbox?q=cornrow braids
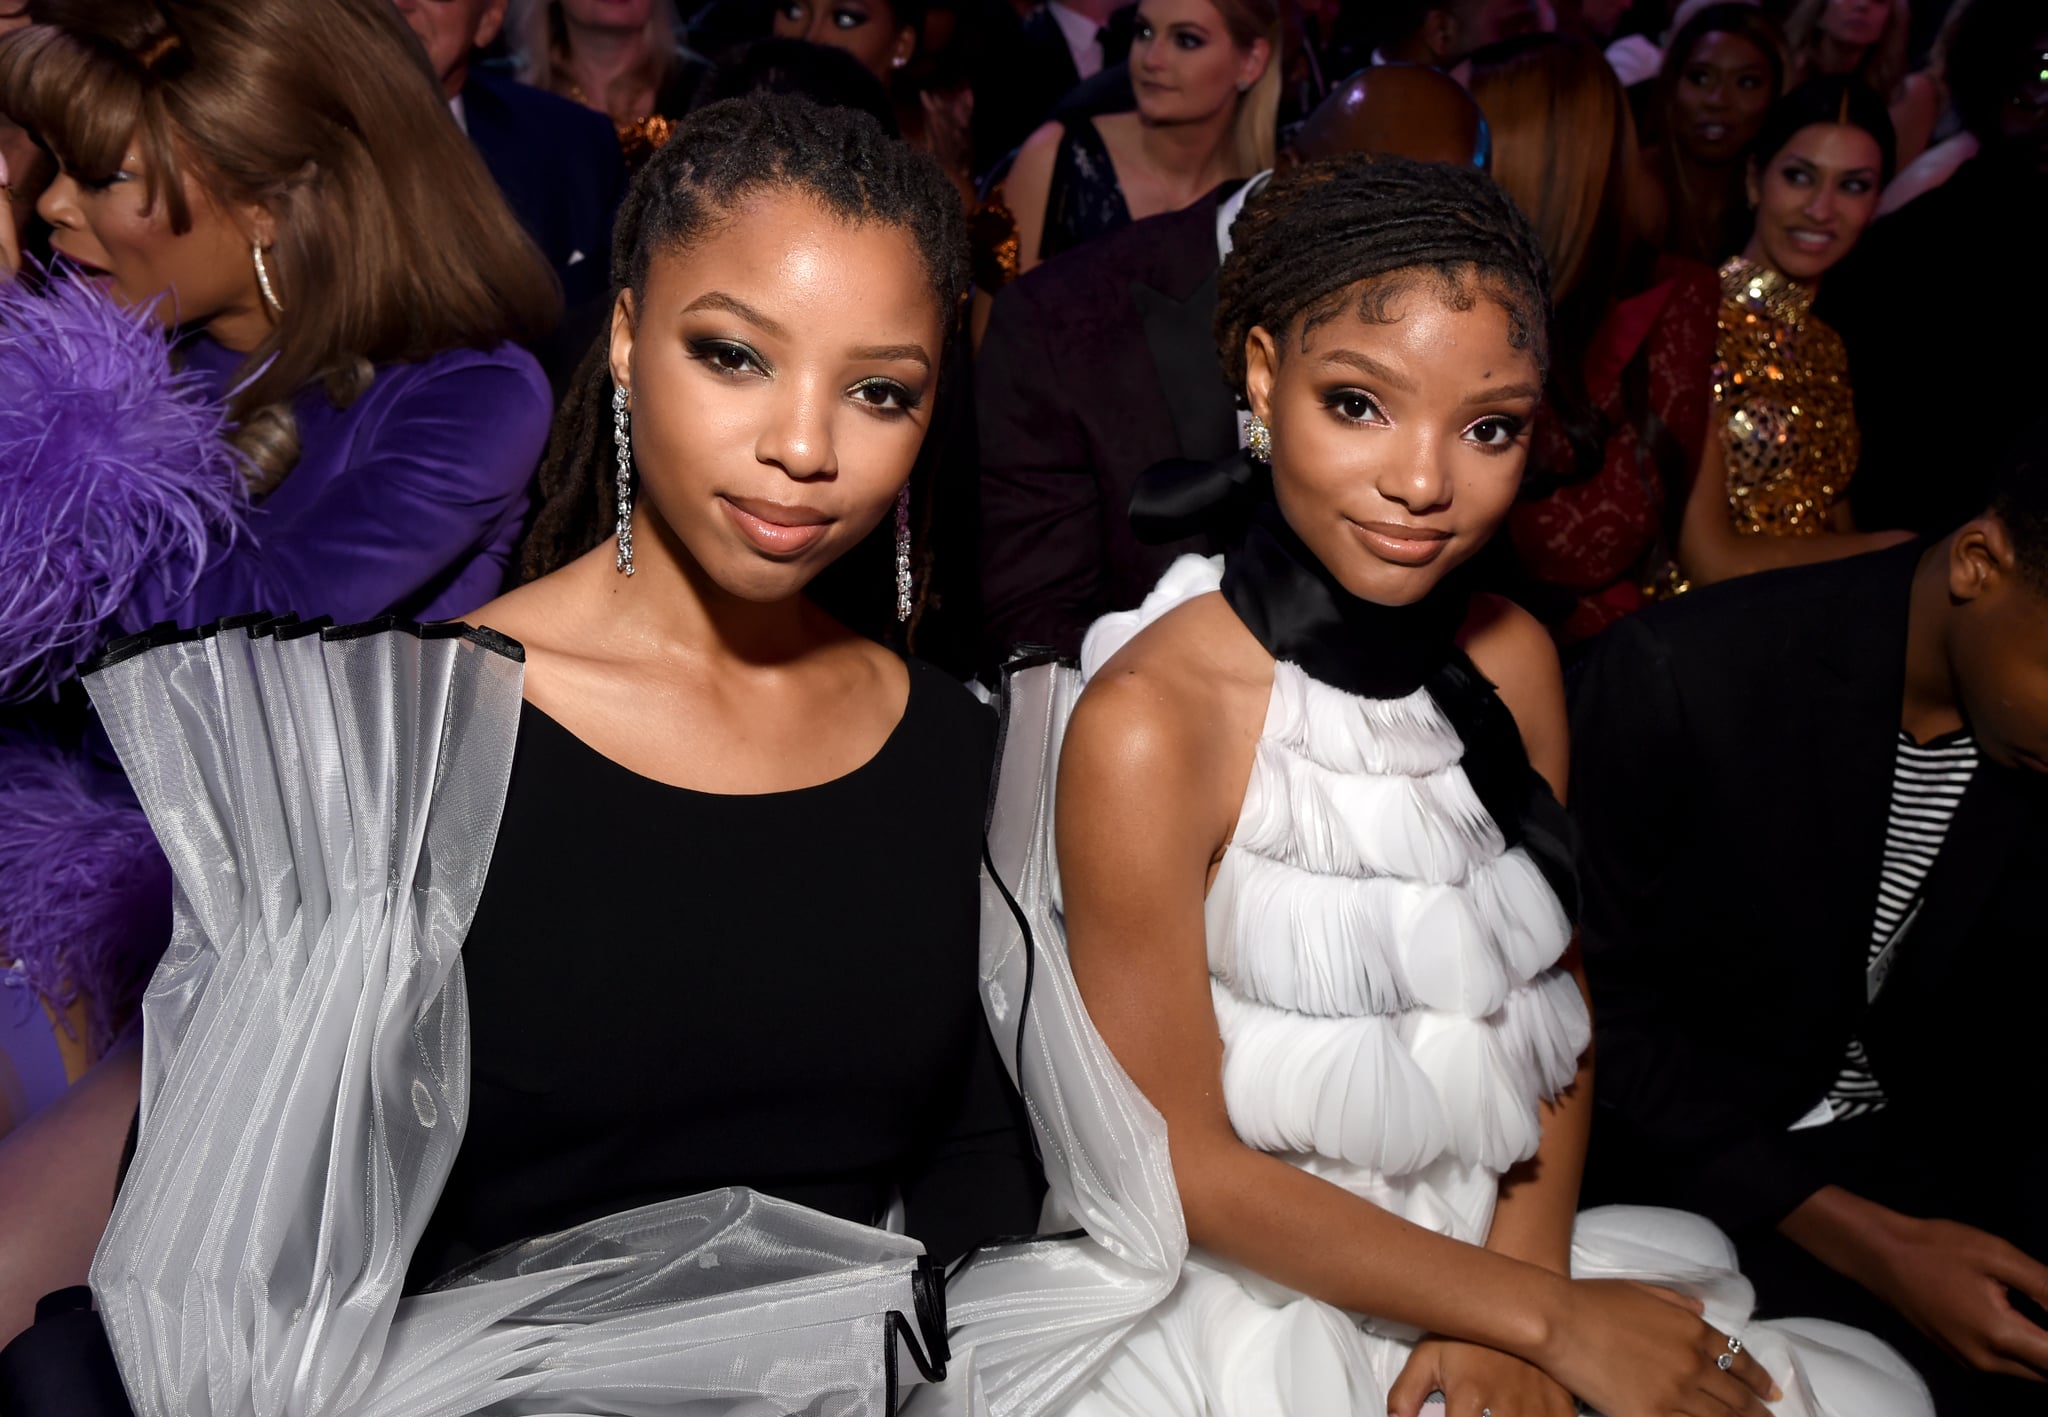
[518,93,969,585]
[1215,155,1552,394]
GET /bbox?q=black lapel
[1131,269,1238,464]
[1801,548,1923,988]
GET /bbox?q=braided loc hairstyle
[519,93,969,584]
[1215,155,1552,396]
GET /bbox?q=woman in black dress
[434,93,1043,1277]
[0,95,1040,1416]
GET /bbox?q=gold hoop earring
[252,243,284,316]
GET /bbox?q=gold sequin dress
[1711,256,1860,536]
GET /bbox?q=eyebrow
[1317,348,1417,391]
[852,343,932,371]
[683,291,788,338]
[1463,381,1542,407]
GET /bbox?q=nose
[37,172,81,231]
[1802,184,1836,221]
[1376,430,1453,515]
[754,379,838,481]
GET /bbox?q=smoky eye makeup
[687,337,769,377]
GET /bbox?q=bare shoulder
[1006,119,1066,191]
[1458,594,1569,798]
[1060,592,1270,844]
[460,553,605,669]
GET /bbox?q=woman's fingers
[1384,1349,1439,1417]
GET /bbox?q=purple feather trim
[0,736,170,1055]
[0,269,247,703]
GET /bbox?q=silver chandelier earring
[894,484,912,623]
[612,384,635,576]
[252,243,284,316]
[1245,412,1273,462]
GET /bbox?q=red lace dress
[1507,258,1719,646]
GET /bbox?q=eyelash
[1322,389,1527,450]
[689,339,921,416]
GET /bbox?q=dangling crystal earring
[252,243,284,315]
[612,384,635,576]
[893,484,913,623]
[1245,412,1273,463]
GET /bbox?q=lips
[1784,228,1837,252]
[719,495,834,557]
[1696,122,1730,143]
[1347,519,1450,568]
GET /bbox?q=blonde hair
[1213,0,1282,175]
[0,0,559,491]
[513,0,685,114]
[1784,0,1911,101]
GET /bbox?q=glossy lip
[51,241,112,278]
[1346,518,1451,568]
[719,494,834,557]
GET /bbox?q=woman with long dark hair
[1639,3,1787,265]
[1675,76,1912,584]
[1474,34,1725,646]
[0,96,1046,1414]
[974,151,1936,1415]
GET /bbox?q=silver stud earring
[612,384,635,576]
[1245,412,1273,463]
[252,243,284,315]
[894,484,912,623]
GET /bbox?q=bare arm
[1782,1186,2048,1382]
[1002,122,1061,277]
[1059,638,1777,1415]
[1462,597,1587,1278]
[0,1037,139,1345]
[1677,425,1911,586]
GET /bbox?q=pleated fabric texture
[83,619,953,1417]
[910,659,1188,1417]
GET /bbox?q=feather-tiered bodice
[1082,555,1590,1195]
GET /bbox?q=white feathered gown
[1050,556,1934,1417]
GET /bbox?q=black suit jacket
[1573,544,2048,1235]
[462,69,626,312]
[976,185,1243,659]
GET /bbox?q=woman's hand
[1390,1338,1578,1417]
[1537,1279,1780,1416]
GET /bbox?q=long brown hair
[0,0,560,490]
[1784,0,1911,101]
[1470,34,1669,490]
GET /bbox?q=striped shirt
[1805,730,1979,1126]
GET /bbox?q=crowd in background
[0,0,2046,1410]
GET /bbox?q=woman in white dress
[1036,154,1935,1416]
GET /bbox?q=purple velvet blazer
[129,336,554,629]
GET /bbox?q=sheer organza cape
[82,620,1184,1416]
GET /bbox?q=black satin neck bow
[1128,452,1581,917]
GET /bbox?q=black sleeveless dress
[1039,115,1133,262]
[407,658,1043,1289]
